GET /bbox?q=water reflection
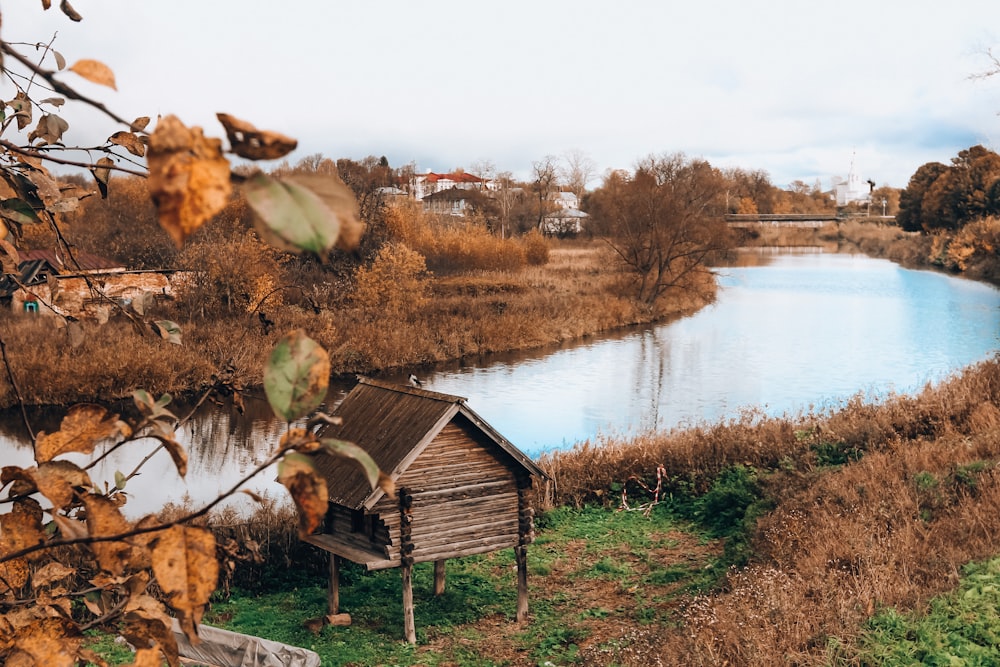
[2,251,998,515]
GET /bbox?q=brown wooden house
[304,377,548,643]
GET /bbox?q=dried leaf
[109,130,145,157]
[31,562,76,590]
[83,494,132,575]
[123,595,179,667]
[147,115,231,247]
[216,113,297,161]
[39,97,65,108]
[68,59,115,89]
[10,617,81,667]
[28,113,70,145]
[9,91,32,130]
[51,514,88,541]
[0,237,20,272]
[320,437,393,498]
[67,320,85,348]
[277,452,328,536]
[0,502,45,592]
[263,329,330,421]
[130,116,151,132]
[60,0,83,21]
[29,460,92,510]
[91,156,113,199]
[53,50,66,71]
[150,422,187,477]
[150,526,218,642]
[35,403,132,463]
[131,647,168,667]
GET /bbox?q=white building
[834,154,873,206]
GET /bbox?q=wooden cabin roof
[314,377,546,510]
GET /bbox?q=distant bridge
[725,213,838,228]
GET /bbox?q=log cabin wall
[373,417,522,565]
[323,504,392,558]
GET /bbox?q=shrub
[522,229,551,265]
[352,242,429,314]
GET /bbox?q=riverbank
[0,241,715,408]
[144,354,1000,666]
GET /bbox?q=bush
[352,242,429,314]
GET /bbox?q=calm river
[3,250,999,516]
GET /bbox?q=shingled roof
[314,377,546,510]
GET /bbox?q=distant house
[304,378,548,644]
[410,171,489,201]
[0,249,181,322]
[548,191,579,210]
[421,186,496,218]
[540,208,589,237]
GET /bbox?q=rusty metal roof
[314,377,546,510]
[20,249,125,273]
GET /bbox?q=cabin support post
[434,560,446,596]
[515,545,528,622]
[401,561,415,644]
[399,487,417,644]
[516,484,535,622]
[327,554,340,614]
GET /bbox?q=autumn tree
[921,145,1000,231]
[721,167,777,215]
[587,153,732,305]
[0,6,385,666]
[897,161,949,232]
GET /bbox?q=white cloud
[4,1,1000,188]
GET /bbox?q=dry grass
[0,240,697,407]
[534,356,1000,665]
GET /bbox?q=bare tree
[560,149,597,201]
[588,153,732,305]
[531,155,560,227]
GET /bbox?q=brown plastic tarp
[171,618,322,667]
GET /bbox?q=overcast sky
[6,1,1000,190]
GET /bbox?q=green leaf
[152,320,182,345]
[244,173,341,254]
[319,437,394,497]
[264,330,330,421]
[0,199,41,225]
[114,470,126,491]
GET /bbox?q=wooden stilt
[401,561,416,644]
[327,553,340,615]
[433,560,446,596]
[515,545,528,622]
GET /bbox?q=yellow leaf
[27,460,92,510]
[147,115,232,247]
[68,59,115,89]
[34,404,131,463]
[216,113,297,161]
[277,453,328,537]
[10,617,81,667]
[150,526,218,642]
[83,494,132,575]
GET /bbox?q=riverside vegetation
[2,6,1000,661]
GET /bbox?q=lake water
[3,251,999,516]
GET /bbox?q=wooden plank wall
[373,421,520,564]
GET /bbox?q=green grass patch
[850,555,1000,665]
[198,505,713,666]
